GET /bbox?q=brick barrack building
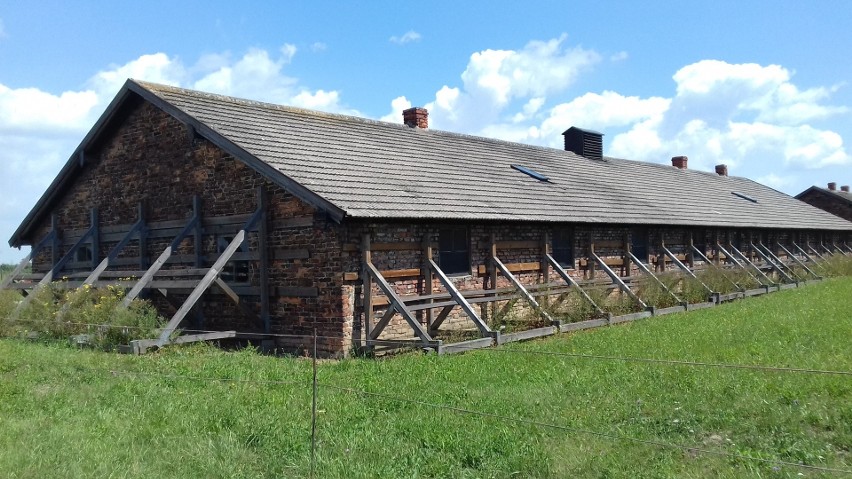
[4,80,852,356]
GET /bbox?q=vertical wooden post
[90,208,100,269]
[713,231,721,266]
[658,236,666,273]
[622,232,631,276]
[50,214,59,269]
[421,233,433,330]
[588,232,596,280]
[193,195,203,268]
[257,187,271,333]
[540,231,552,308]
[138,202,149,269]
[687,232,695,268]
[361,233,372,346]
[488,232,498,318]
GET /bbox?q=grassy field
[1,279,850,478]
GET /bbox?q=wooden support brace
[1,230,56,290]
[121,210,201,307]
[545,253,605,316]
[660,245,714,296]
[590,252,647,309]
[429,305,455,332]
[627,251,683,305]
[365,262,432,344]
[361,233,373,346]
[806,243,828,262]
[756,242,798,281]
[777,243,820,279]
[83,217,145,286]
[492,255,555,325]
[155,205,265,346]
[690,245,742,291]
[727,244,774,286]
[792,242,825,271]
[428,258,493,335]
[421,235,433,329]
[256,187,271,333]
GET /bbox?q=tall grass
[0,283,165,348]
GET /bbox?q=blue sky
[1,1,851,262]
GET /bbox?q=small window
[631,228,649,262]
[76,244,93,263]
[218,236,250,283]
[438,228,470,275]
[552,229,575,268]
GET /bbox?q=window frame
[438,227,471,276]
[551,228,575,268]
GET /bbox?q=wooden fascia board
[9,83,140,247]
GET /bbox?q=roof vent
[841,185,850,193]
[715,164,728,176]
[562,126,603,160]
[732,191,757,203]
[828,182,837,191]
[511,164,550,182]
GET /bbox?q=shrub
[0,282,166,349]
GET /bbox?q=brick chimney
[715,164,728,176]
[402,107,428,129]
[671,156,688,169]
[841,185,850,192]
[828,182,837,191]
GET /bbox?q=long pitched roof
[10,80,852,246]
[795,185,852,206]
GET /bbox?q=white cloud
[380,96,413,123]
[424,34,600,134]
[389,30,421,44]
[610,51,628,62]
[0,46,353,262]
[310,42,327,52]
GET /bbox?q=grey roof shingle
[141,81,852,231]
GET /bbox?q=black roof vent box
[562,126,604,161]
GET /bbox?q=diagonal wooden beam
[660,245,713,295]
[1,230,56,290]
[751,243,795,283]
[807,243,828,262]
[545,253,605,316]
[83,218,144,286]
[156,230,247,346]
[369,307,398,341]
[365,262,432,344]
[758,242,802,281]
[727,243,774,286]
[492,255,555,324]
[429,258,492,335]
[690,245,742,292]
[627,251,683,304]
[428,305,455,332]
[121,213,200,307]
[777,243,820,279]
[590,252,646,309]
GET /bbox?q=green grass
[1,279,851,478]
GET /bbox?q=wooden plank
[610,311,653,324]
[271,248,310,260]
[728,244,774,286]
[429,258,492,335]
[777,243,819,279]
[429,305,455,331]
[422,235,433,330]
[156,229,247,346]
[559,318,608,333]
[83,218,144,286]
[361,234,373,344]
[492,256,554,324]
[497,326,557,344]
[627,251,682,304]
[274,287,319,298]
[343,268,421,281]
[590,252,646,309]
[271,216,314,229]
[366,262,432,343]
[438,337,494,355]
[476,261,540,275]
[752,243,795,283]
[545,254,604,316]
[475,240,540,250]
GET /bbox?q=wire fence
[2,314,852,475]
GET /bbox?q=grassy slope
[1,279,850,478]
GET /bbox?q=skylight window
[732,191,757,203]
[511,164,549,182]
